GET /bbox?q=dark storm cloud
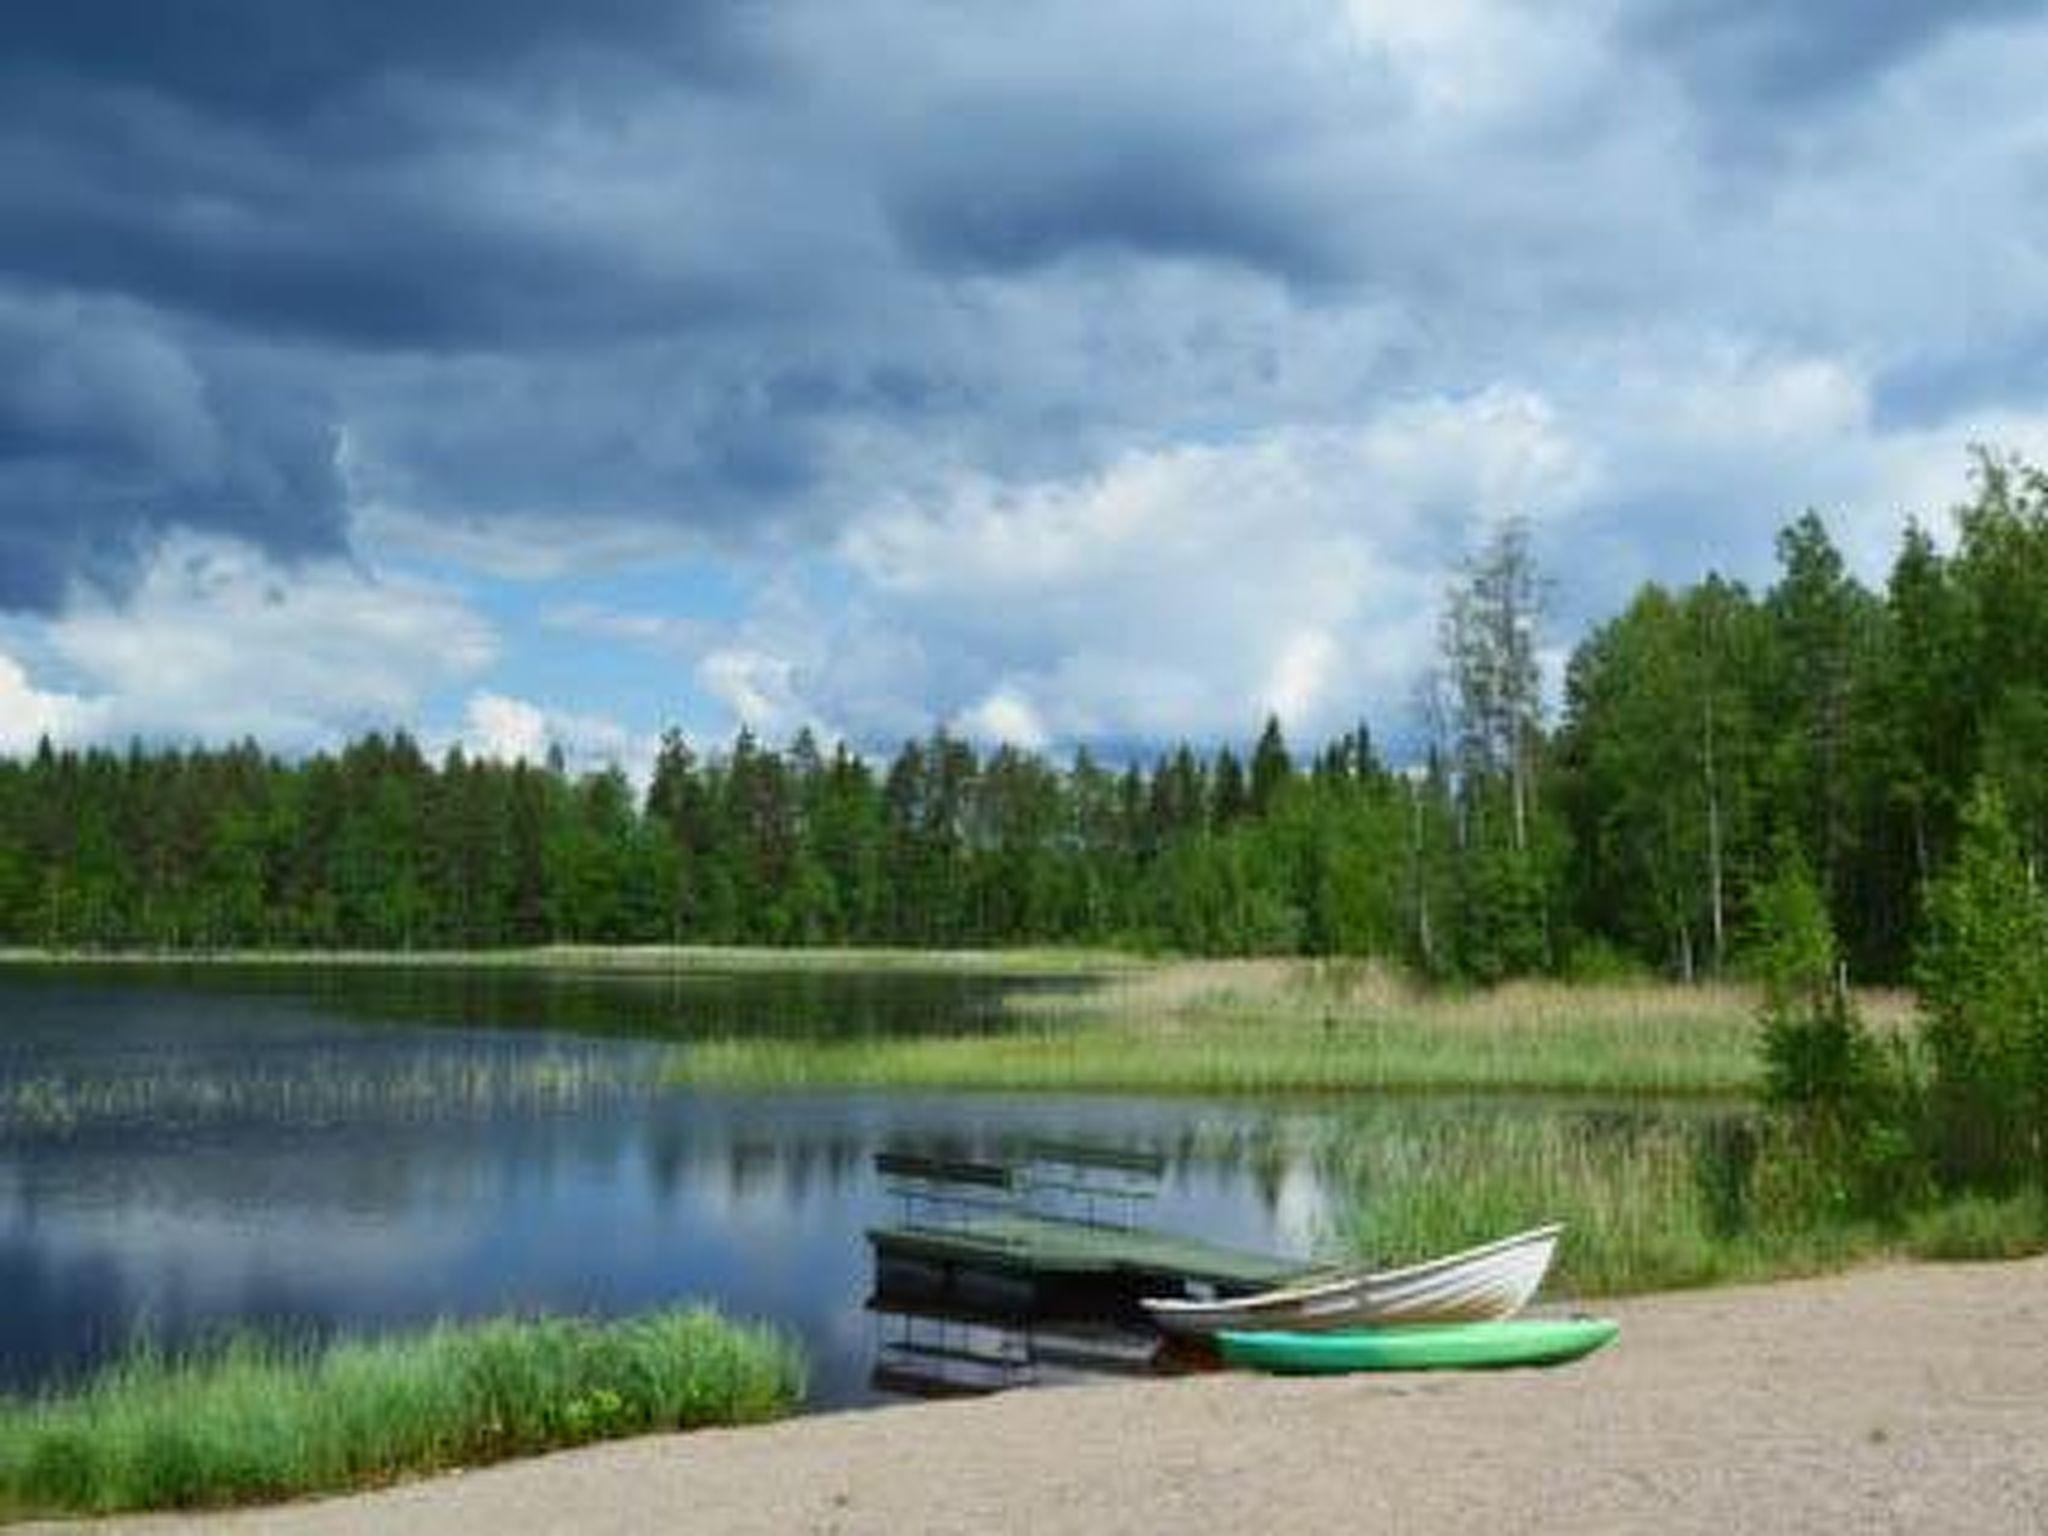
[0,0,770,606]
[1,0,1386,608]
[0,22,749,350]
[1626,0,2039,106]
[0,299,344,610]
[6,0,759,122]
[890,138,1345,285]
[3,0,2045,646]
[879,49,1358,288]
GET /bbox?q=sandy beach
[30,1255,2048,1536]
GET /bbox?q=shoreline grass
[0,1308,804,1522]
[666,959,1921,1098]
[666,1021,1761,1097]
[1319,1105,2048,1296]
[0,947,1917,1098]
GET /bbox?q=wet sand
[34,1256,2048,1535]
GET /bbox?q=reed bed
[668,959,1919,1097]
[1324,1108,1877,1294]
[668,1025,1751,1096]
[1323,1106,2048,1294]
[0,1309,804,1520]
[1,1050,662,1136]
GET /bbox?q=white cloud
[696,646,808,737]
[1265,629,1338,733]
[672,351,2025,758]
[712,388,1594,752]
[10,533,497,749]
[0,651,99,752]
[955,688,1050,751]
[460,692,551,763]
[454,690,655,784]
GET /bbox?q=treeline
[2,456,2044,982]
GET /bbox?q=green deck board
[868,1213,1305,1287]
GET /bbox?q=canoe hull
[1143,1223,1561,1336]
[1216,1317,1619,1374]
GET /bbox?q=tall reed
[1324,1107,1894,1294]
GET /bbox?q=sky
[4,0,2048,776]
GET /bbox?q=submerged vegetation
[0,1309,803,1521]
[0,1045,661,1136]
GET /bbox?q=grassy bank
[0,1309,804,1521]
[0,946,1908,1096]
[671,960,1916,1097]
[1321,1105,2048,1295]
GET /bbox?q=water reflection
[0,960,1085,1042]
[0,969,1745,1412]
[0,972,1329,1408]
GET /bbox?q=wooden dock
[868,1146,1313,1320]
[868,1212,1308,1296]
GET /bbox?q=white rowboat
[1141,1222,1562,1336]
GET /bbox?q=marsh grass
[668,961,1861,1096]
[0,1050,661,1137]
[1324,1107,1903,1295]
[0,1309,803,1520]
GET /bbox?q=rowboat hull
[1142,1223,1561,1336]
[1216,1316,1618,1374]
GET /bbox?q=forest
[3,456,2045,986]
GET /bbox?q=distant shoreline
[0,944,1146,976]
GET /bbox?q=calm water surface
[0,966,1345,1408]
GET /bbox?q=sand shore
[31,1255,2048,1535]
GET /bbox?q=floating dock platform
[869,1212,1308,1297]
[868,1146,1314,1317]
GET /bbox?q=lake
[0,963,1734,1410]
[0,964,1345,1409]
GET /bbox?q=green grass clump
[1903,1193,2048,1261]
[0,1309,804,1520]
[1326,1108,1905,1295]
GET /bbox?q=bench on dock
[875,1142,1163,1234]
[868,1141,1303,1304]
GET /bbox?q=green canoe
[1215,1316,1619,1374]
